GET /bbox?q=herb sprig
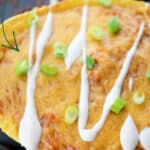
[1,0,19,52]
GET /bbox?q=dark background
[0,0,150,150]
[0,0,48,22]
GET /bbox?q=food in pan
[0,0,150,149]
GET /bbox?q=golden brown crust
[51,0,145,12]
[0,0,150,149]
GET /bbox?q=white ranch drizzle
[120,115,139,150]
[50,0,57,4]
[19,8,53,150]
[65,6,88,70]
[128,77,133,91]
[78,22,145,141]
[145,3,150,9]
[139,128,150,150]
[19,20,38,150]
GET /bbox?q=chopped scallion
[89,26,104,40]
[65,106,78,125]
[98,0,112,8]
[146,71,150,79]
[108,16,121,33]
[86,55,95,69]
[53,41,67,59]
[15,60,29,76]
[27,12,39,28]
[80,55,96,69]
[133,92,145,105]
[110,97,126,114]
[40,64,58,77]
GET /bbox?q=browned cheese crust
[0,0,150,149]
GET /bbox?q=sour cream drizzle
[128,77,133,91]
[50,0,57,4]
[140,128,150,150]
[145,3,150,9]
[78,22,144,141]
[65,6,88,70]
[19,4,54,150]
[120,115,139,150]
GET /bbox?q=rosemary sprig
[1,0,20,52]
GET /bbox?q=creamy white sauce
[145,3,150,9]
[78,22,145,142]
[50,0,57,4]
[120,115,139,150]
[19,12,53,150]
[65,6,88,70]
[140,128,150,150]
[128,77,133,91]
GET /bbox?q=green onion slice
[27,12,39,28]
[146,71,150,79]
[108,16,121,33]
[86,55,95,69]
[110,97,126,114]
[98,0,112,8]
[15,60,29,76]
[133,92,145,105]
[53,41,67,59]
[40,64,58,77]
[89,26,104,40]
[65,106,78,125]
[80,55,96,69]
